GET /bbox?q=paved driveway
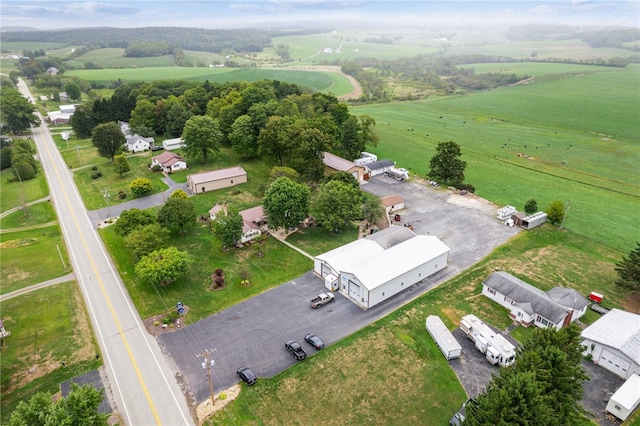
[158,175,521,403]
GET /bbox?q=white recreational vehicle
[460,314,516,367]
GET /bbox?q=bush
[215,268,224,276]
[130,177,153,196]
[457,183,475,193]
[151,164,162,172]
[96,171,102,177]
[90,173,99,179]
[91,165,98,171]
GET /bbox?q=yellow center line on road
[40,128,162,425]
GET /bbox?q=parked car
[449,398,478,426]
[304,334,325,350]
[236,366,257,386]
[150,145,163,151]
[285,340,307,360]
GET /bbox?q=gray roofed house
[125,134,154,153]
[482,270,589,330]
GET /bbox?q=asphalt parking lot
[158,175,521,404]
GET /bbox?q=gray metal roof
[582,309,640,365]
[483,271,568,324]
[366,159,394,170]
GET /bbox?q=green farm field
[354,64,640,252]
[67,66,353,95]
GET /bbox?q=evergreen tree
[615,243,640,292]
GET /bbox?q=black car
[285,340,307,360]
[236,366,257,386]
[304,334,325,350]
[449,398,478,426]
[150,145,163,151]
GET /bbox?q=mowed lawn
[210,227,627,425]
[354,64,640,252]
[0,282,101,424]
[0,167,49,214]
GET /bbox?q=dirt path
[276,65,362,100]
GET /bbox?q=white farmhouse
[125,134,154,153]
[582,309,640,380]
[314,226,449,309]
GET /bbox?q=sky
[1,0,638,31]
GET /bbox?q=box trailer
[460,314,516,367]
[606,374,640,421]
[426,315,462,360]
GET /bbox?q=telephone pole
[197,349,215,406]
[559,200,571,230]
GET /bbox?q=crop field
[458,61,623,77]
[210,227,627,425]
[0,41,66,52]
[354,64,640,252]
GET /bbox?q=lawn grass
[210,226,624,425]
[285,223,359,256]
[99,224,312,322]
[0,201,56,229]
[0,225,70,295]
[353,65,640,252]
[0,281,101,424]
[0,168,50,214]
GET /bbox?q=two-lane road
[18,79,193,426]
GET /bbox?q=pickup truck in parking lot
[285,340,307,360]
[310,292,335,309]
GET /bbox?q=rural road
[17,79,194,426]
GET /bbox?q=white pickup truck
[310,293,335,309]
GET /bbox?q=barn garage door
[599,349,631,378]
[321,263,333,278]
[348,281,361,299]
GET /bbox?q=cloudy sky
[1,0,638,30]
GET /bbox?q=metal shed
[606,374,640,421]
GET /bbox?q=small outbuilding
[323,152,366,183]
[187,166,247,194]
[381,195,404,213]
[162,138,185,151]
[606,373,640,421]
[314,226,450,309]
[365,159,394,178]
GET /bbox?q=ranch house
[482,270,589,330]
[151,152,187,174]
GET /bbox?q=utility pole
[103,189,111,219]
[197,349,215,407]
[559,200,571,230]
[75,145,82,167]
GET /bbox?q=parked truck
[310,292,335,309]
[426,315,462,360]
[386,166,410,181]
[459,314,516,367]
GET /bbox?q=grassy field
[0,201,56,229]
[353,64,640,252]
[0,167,50,214]
[0,281,101,424]
[67,67,354,96]
[0,225,70,295]
[210,226,627,425]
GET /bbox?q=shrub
[90,173,99,179]
[215,268,224,276]
[151,164,162,172]
[96,171,102,177]
[130,177,153,196]
[91,165,98,171]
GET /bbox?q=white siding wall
[583,341,640,379]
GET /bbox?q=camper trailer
[426,315,462,360]
[460,314,516,367]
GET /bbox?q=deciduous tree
[362,193,386,226]
[113,154,130,177]
[9,383,108,426]
[134,246,191,286]
[129,99,156,136]
[428,141,467,186]
[65,80,82,101]
[545,200,565,225]
[263,177,310,230]
[181,115,222,163]
[0,88,40,133]
[312,180,362,233]
[92,121,124,162]
[615,243,640,292]
[124,223,169,259]
[229,114,257,158]
[129,177,153,196]
[157,189,196,232]
[211,207,244,248]
[114,208,156,236]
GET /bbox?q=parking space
[158,175,522,404]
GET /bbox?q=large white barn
[581,309,640,380]
[314,226,450,309]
